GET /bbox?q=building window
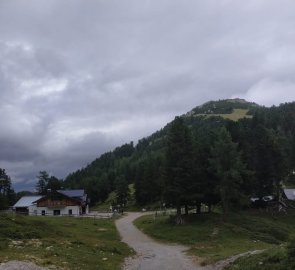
[41,210,46,216]
[68,209,72,215]
[53,210,60,216]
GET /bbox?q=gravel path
[0,261,48,270]
[116,212,207,270]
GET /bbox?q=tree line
[64,101,295,213]
[136,103,295,218]
[0,169,15,209]
[2,101,294,213]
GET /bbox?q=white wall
[28,205,38,215]
[29,206,81,216]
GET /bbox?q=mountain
[63,99,295,208]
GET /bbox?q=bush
[287,236,295,266]
[0,238,8,250]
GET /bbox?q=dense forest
[63,99,295,215]
[0,169,15,209]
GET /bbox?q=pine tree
[47,176,62,191]
[0,169,15,209]
[115,175,129,206]
[209,127,247,214]
[36,171,50,195]
[164,117,194,223]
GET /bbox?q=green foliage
[114,175,129,205]
[209,127,248,213]
[0,169,15,209]
[46,176,62,191]
[35,171,50,195]
[164,117,194,216]
[287,236,295,267]
[62,100,295,212]
[64,142,135,205]
[191,99,258,115]
[226,248,287,270]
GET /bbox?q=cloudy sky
[1,0,295,190]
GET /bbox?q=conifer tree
[164,117,194,223]
[0,169,15,209]
[209,127,247,214]
[36,171,50,195]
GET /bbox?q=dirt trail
[116,212,207,270]
[0,261,47,270]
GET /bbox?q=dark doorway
[53,210,60,216]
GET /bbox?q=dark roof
[57,189,86,203]
[58,189,85,198]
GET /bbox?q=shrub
[287,236,295,267]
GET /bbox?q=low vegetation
[0,213,133,270]
[195,108,253,121]
[134,210,295,264]
[226,236,295,270]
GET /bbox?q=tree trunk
[196,203,201,214]
[176,203,181,216]
[208,203,212,213]
[185,204,189,215]
[175,203,184,225]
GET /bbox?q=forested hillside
[0,169,15,209]
[64,99,295,213]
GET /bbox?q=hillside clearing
[195,109,252,121]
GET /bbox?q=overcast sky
[1,0,295,191]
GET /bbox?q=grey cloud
[0,0,295,190]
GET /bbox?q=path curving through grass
[115,212,205,270]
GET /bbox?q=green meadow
[0,213,133,270]
[134,210,295,265]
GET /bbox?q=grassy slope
[134,210,295,264]
[92,184,141,212]
[196,109,252,121]
[225,247,291,270]
[0,213,133,270]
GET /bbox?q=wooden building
[14,189,89,216]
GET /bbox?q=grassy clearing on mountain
[0,213,133,270]
[92,184,141,212]
[196,109,252,121]
[134,210,295,264]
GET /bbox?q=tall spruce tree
[209,127,247,214]
[164,117,194,223]
[0,169,15,209]
[36,171,50,195]
[115,175,129,206]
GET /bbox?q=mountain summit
[184,98,260,121]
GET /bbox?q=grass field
[225,246,293,270]
[134,210,295,265]
[196,109,253,121]
[0,213,133,270]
